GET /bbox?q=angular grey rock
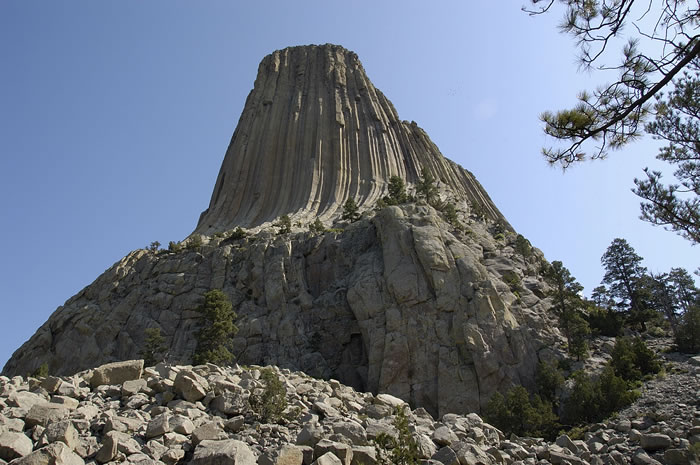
[312,452,342,465]
[145,413,171,439]
[640,433,672,451]
[12,442,84,465]
[191,422,226,445]
[190,439,256,465]
[25,404,68,427]
[664,448,691,465]
[94,434,118,464]
[433,426,459,447]
[349,446,376,465]
[431,446,459,465]
[90,360,143,388]
[314,440,352,465]
[258,444,304,465]
[632,449,663,465]
[121,378,147,396]
[44,420,79,450]
[174,370,209,403]
[0,431,33,461]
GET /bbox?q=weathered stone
[312,453,342,465]
[90,360,143,388]
[0,431,33,461]
[431,446,459,465]
[25,404,68,427]
[49,396,78,410]
[94,434,118,464]
[174,370,209,402]
[314,440,352,465]
[121,378,147,396]
[433,426,458,447]
[7,391,46,411]
[12,442,84,465]
[632,449,663,465]
[258,444,304,465]
[44,420,79,450]
[555,434,579,454]
[350,446,376,465]
[664,448,691,465]
[192,422,226,445]
[191,439,256,465]
[331,421,367,445]
[146,413,171,439]
[640,433,672,451]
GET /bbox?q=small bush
[276,215,292,235]
[309,218,327,233]
[229,227,247,241]
[249,368,287,423]
[140,327,167,367]
[168,241,183,253]
[31,362,49,379]
[148,241,161,252]
[470,202,486,220]
[610,337,660,382]
[675,305,700,353]
[441,203,462,229]
[587,306,623,337]
[514,234,532,258]
[186,235,203,251]
[483,386,559,439]
[341,198,360,222]
[373,406,420,465]
[502,270,522,294]
[536,360,564,403]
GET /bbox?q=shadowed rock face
[195,44,505,234]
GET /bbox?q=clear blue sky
[1,1,697,369]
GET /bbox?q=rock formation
[195,44,506,233]
[1,354,698,465]
[5,44,563,417]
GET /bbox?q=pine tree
[193,289,238,366]
[415,168,439,207]
[384,175,409,205]
[341,198,360,222]
[544,261,589,358]
[600,238,651,329]
[140,327,167,367]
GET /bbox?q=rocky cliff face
[195,44,506,234]
[4,44,564,418]
[3,203,561,417]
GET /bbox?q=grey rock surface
[194,44,507,233]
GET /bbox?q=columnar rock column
[195,44,505,234]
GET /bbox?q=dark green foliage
[168,241,183,253]
[309,218,327,233]
[675,304,700,353]
[373,406,419,465]
[470,201,486,220]
[140,327,167,367]
[502,270,522,294]
[148,241,161,252]
[186,235,203,251]
[31,362,49,379]
[229,227,247,241]
[634,68,700,245]
[249,368,287,423]
[383,175,409,206]
[276,215,292,235]
[341,198,360,222]
[514,234,533,258]
[193,289,238,366]
[586,304,623,337]
[563,366,638,426]
[483,386,559,439]
[441,203,461,229]
[601,238,653,330]
[535,360,564,403]
[567,313,591,360]
[415,168,440,207]
[544,261,590,359]
[610,337,660,382]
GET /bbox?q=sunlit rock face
[195,44,505,234]
[3,44,565,418]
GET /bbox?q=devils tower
[3,44,563,417]
[195,44,506,233]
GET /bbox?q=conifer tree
[341,198,360,222]
[193,289,238,366]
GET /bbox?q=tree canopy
[528,0,700,244]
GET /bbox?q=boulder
[258,444,304,465]
[90,360,143,388]
[190,439,256,465]
[11,442,84,465]
[640,433,672,451]
[0,431,33,461]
